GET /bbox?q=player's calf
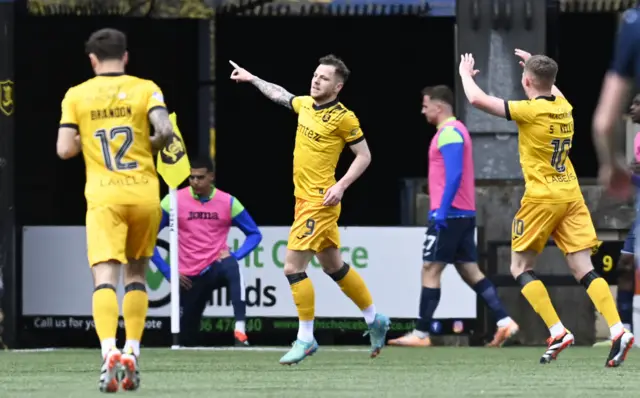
[122,260,149,359]
[456,262,518,347]
[567,250,634,366]
[389,262,443,347]
[511,251,571,362]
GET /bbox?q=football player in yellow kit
[56,28,174,392]
[459,49,633,367]
[230,55,390,365]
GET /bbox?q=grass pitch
[0,346,637,397]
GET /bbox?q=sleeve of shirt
[230,196,262,261]
[59,89,78,129]
[290,96,306,114]
[337,111,365,146]
[160,194,171,214]
[436,127,464,218]
[505,100,535,124]
[146,81,168,114]
[151,246,171,281]
[611,8,640,78]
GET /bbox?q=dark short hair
[422,85,454,108]
[319,54,350,82]
[85,28,127,61]
[190,157,215,173]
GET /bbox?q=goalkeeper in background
[152,157,262,346]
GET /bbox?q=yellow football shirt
[506,95,583,203]
[59,73,165,205]
[290,96,364,201]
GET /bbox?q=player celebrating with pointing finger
[229,55,390,365]
[459,49,633,367]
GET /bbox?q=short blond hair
[524,55,558,90]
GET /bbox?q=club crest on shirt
[0,80,14,117]
[160,133,186,164]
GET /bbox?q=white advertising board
[22,226,477,319]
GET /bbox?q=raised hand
[459,53,480,77]
[514,48,532,67]
[229,60,255,83]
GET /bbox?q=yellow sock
[521,280,561,328]
[287,273,315,321]
[586,277,622,328]
[122,283,149,344]
[331,264,373,310]
[92,285,119,345]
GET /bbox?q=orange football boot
[486,320,519,347]
[388,332,432,347]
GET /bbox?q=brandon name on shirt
[90,106,132,120]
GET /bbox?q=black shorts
[422,217,477,264]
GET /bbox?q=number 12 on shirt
[94,126,138,171]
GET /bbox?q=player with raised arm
[388,85,519,348]
[229,55,390,365]
[459,49,634,367]
[56,28,174,392]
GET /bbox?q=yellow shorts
[86,203,162,267]
[287,198,341,252]
[511,200,600,255]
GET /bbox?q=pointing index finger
[229,60,240,69]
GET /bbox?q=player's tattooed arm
[148,107,174,151]
[251,78,294,109]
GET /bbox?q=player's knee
[565,249,595,280]
[92,261,120,287]
[455,262,485,285]
[509,251,535,279]
[124,281,147,294]
[422,262,444,278]
[284,249,312,275]
[124,258,148,283]
[326,262,350,281]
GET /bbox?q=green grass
[0,346,638,397]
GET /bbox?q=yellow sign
[0,80,14,116]
[156,112,191,189]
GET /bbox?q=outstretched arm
[229,60,294,109]
[251,77,295,109]
[459,54,506,118]
[460,74,507,118]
